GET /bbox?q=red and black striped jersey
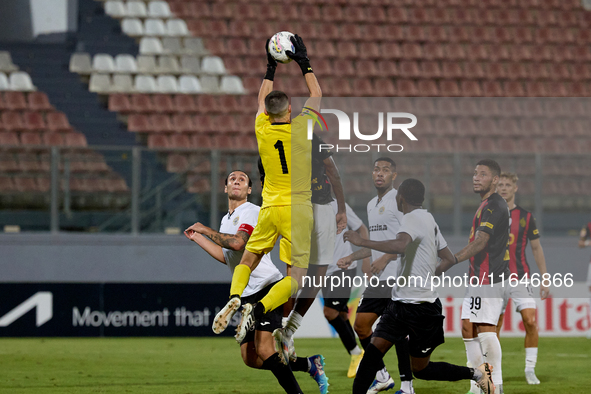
[582,222,591,263]
[468,192,511,284]
[508,205,540,279]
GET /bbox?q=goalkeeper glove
[264,38,277,81]
[286,34,313,75]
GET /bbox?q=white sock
[479,331,503,385]
[400,380,413,393]
[464,337,483,393]
[376,367,390,382]
[282,317,288,328]
[525,347,538,371]
[350,345,362,356]
[284,311,303,338]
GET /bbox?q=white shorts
[309,203,336,266]
[587,263,591,287]
[460,281,507,325]
[501,281,536,314]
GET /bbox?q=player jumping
[344,178,496,394]
[185,170,328,394]
[496,172,550,385]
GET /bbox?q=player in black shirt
[437,159,510,394]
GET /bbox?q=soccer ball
[268,31,295,64]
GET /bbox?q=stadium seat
[396,79,418,96]
[23,112,45,131]
[126,1,147,17]
[114,54,138,73]
[1,111,24,131]
[401,43,422,59]
[46,112,72,132]
[173,94,196,113]
[27,92,53,111]
[137,55,158,74]
[405,25,426,42]
[139,37,164,55]
[135,75,158,92]
[112,75,133,92]
[0,72,9,90]
[152,94,174,113]
[148,1,172,18]
[166,154,189,173]
[0,131,19,147]
[440,80,460,96]
[352,79,373,96]
[0,152,19,172]
[64,133,88,148]
[156,75,178,93]
[122,18,144,37]
[441,62,463,79]
[69,53,92,74]
[199,76,219,93]
[161,37,184,55]
[220,76,245,94]
[201,56,226,75]
[179,75,202,93]
[89,74,112,93]
[482,81,503,97]
[145,18,167,36]
[43,132,64,147]
[129,94,153,113]
[169,133,192,148]
[355,60,379,77]
[4,91,27,110]
[0,52,18,72]
[152,114,173,132]
[104,1,126,18]
[171,114,196,132]
[183,37,208,55]
[376,60,398,77]
[165,20,189,37]
[147,134,169,149]
[20,131,42,147]
[9,72,35,91]
[421,62,441,78]
[399,61,420,78]
[191,134,212,149]
[13,176,39,192]
[504,81,526,96]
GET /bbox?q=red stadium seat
[440,80,460,96]
[448,26,471,43]
[16,153,41,172]
[399,61,420,78]
[20,132,42,147]
[422,43,445,60]
[27,92,53,112]
[343,6,368,23]
[355,60,379,77]
[374,61,397,77]
[170,133,193,148]
[373,78,396,96]
[429,137,453,152]
[383,25,404,42]
[417,80,439,96]
[194,115,213,133]
[0,152,18,172]
[64,133,87,148]
[363,25,385,42]
[380,43,402,60]
[358,43,381,60]
[0,131,19,147]
[211,3,233,19]
[276,4,299,20]
[460,81,482,96]
[23,112,46,131]
[173,95,196,113]
[128,114,152,133]
[525,82,547,97]
[514,27,534,44]
[167,154,189,173]
[130,94,154,113]
[401,43,422,60]
[441,62,462,79]
[531,45,554,62]
[1,111,24,131]
[195,95,221,114]
[13,176,39,192]
[204,38,227,56]
[151,114,173,133]
[171,114,196,133]
[454,138,475,152]
[386,7,408,24]
[228,21,251,37]
[147,134,170,149]
[341,24,363,41]
[4,92,27,111]
[462,63,485,79]
[243,57,267,76]
[367,7,387,24]
[191,134,212,149]
[470,27,493,43]
[337,42,358,59]
[420,62,441,78]
[504,81,525,96]
[108,94,131,113]
[482,81,503,97]
[484,63,506,80]
[405,25,426,42]
[397,79,418,96]
[317,24,340,40]
[152,95,174,113]
[42,132,65,146]
[352,78,373,96]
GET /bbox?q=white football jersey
[392,209,447,304]
[327,201,365,276]
[219,202,283,297]
[367,188,403,281]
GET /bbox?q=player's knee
[522,316,538,332]
[354,322,371,339]
[324,307,338,321]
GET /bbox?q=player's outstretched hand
[540,285,550,300]
[343,230,362,246]
[335,212,347,234]
[265,38,277,68]
[337,256,353,269]
[185,222,207,235]
[370,255,390,276]
[285,34,309,64]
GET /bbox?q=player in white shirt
[322,201,368,378]
[184,170,328,394]
[337,158,413,394]
[344,179,496,394]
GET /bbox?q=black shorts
[356,281,392,315]
[240,281,283,345]
[323,269,356,312]
[374,299,445,358]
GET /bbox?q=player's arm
[344,230,411,255]
[369,253,398,276]
[184,228,225,264]
[336,247,372,269]
[530,238,550,299]
[324,156,347,234]
[434,247,456,276]
[454,230,490,263]
[256,39,277,118]
[285,34,321,112]
[186,222,249,252]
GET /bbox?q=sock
[260,276,299,313]
[413,361,473,381]
[350,346,362,356]
[328,316,358,353]
[479,331,503,386]
[394,338,413,382]
[400,380,413,393]
[261,353,303,394]
[464,337,483,393]
[352,344,385,394]
[289,357,310,373]
[376,367,390,382]
[360,336,372,350]
[525,347,538,371]
[284,311,303,338]
[229,265,251,298]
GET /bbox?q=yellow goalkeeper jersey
[255,112,312,208]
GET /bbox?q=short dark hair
[374,157,396,170]
[225,170,252,187]
[398,178,425,206]
[264,91,289,116]
[476,159,501,177]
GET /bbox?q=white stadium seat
[69,53,92,74]
[126,1,147,18]
[180,55,200,73]
[166,19,189,36]
[161,37,183,54]
[112,74,134,92]
[0,51,18,72]
[121,18,144,37]
[104,1,126,18]
[0,72,9,90]
[137,55,158,73]
[139,37,163,55]
[135,75,157,92]
[158,56,180,73]
[201,56,226,75]
[199,75,220,93]
[148,1,172,18]
[156,75,178,93]
[220,76,246,94]
[144,18,167,36]
[9,71,35,91]
[183,38,208,55]
[89,74,112,93]
[115,54,138,73]
[178,75,202,93]
[92,54,116,72]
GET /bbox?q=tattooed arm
[454,230,490,263]
[185,222,250,251]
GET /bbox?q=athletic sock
[360,335,372,350]
[260,277,299,313]
[463,337,483,393]
[261,353,303,394]
[413,361,473,381]
[478,331,503,386]
[284,310,303,338]
[350,346,362,356]
[376,367,390,382]
[289,357,310,373]
[357,335,387,378]
[400,380,413,393]
[394,338,413,383]
[328,315,358,353]
[229,264,251,298]
[352,344,385,394]
[525,347,538,371]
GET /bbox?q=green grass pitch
[0,337,589,393]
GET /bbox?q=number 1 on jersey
[274,140,289,174]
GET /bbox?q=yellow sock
[229,264,251,297]
[260,276,299,313]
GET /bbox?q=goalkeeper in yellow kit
[213,34,322,344]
